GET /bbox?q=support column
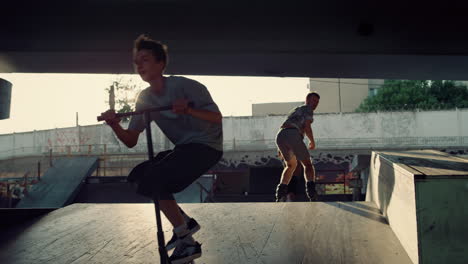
[0,78,12,120]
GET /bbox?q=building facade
[252,78,384,116]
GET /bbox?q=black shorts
[128,143,223,200]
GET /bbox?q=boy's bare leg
[160,199,202,253]
[280,158,297,185]
[160,200,184,227]
[300,159,318,201]
[276,158,297,202]
[160,199,197,241]
[299,158,315,182]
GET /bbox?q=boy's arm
[304,120,315,150]
[101,110,141,148]
[187,107,222,123]
[109,124,141,148]
[173,78,223,124]
[173,98,222,123]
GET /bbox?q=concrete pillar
[12,132,15,157]
[456,108,463,145]
[0,78,12,120]
[78,125,81,152]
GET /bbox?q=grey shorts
[276,128,310,161]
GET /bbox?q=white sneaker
[169,239,202,264]
[166,218,201,250]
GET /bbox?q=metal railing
[224,136,468,151]
[1,136,467,161]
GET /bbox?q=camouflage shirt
[281,105,314,135]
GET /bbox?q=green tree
[105,77,143,121]
[356,80,468,112]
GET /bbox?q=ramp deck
[0,202,412,264]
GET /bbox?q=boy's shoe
[166,218,201,250]
[306,181,318,201]
[275,183,288,202]
[169,240,202,264]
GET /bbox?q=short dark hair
[133,34,168,66]
[307,91,320,100]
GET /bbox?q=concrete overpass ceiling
[2,1,468,79]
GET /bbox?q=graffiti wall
[215,150,357,195]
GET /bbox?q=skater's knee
[285,159,297,169]
[300,160,313,169]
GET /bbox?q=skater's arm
[304,120,316,150]
[187,107,222,123]
[101,109,141,148]
[173,98,222,124]
[109,124,141,148]
[176,80,223,124]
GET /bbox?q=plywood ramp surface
[16,157,99,208]
[0,202,412,264]
[378,150,468,178]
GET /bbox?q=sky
[0,73,310,134]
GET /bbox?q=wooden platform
[367,150,468,264]
[0,202,411,264]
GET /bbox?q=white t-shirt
[128,76,223,151]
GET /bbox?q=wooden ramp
[0,202,412,264]
[367,150,468,264]
[16,157,98,208]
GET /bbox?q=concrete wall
[0,122,168,159]
[1,109,467,160]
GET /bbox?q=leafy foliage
[105,77,144,121]
[356,80,468,112]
